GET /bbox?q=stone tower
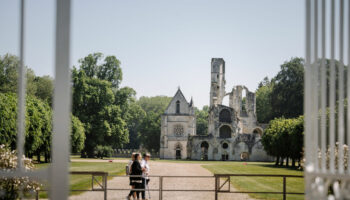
[210,58,226,106]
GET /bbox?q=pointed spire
[189,96,194,107]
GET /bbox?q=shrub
[0,144,41,199]
[93,145,113,159]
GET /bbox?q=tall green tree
[78,52,123,88]
[0,93,51,158]
[0,93,18,150]
[137,96,172,152]
[256,77,274,123]
[195,105,209,135]
[33,75,53,106]
[270,57,304,119]
[0,54,54,106]
[33,97,52,162]
[124,102,146,149]
[0,54,18,94]
[289,116,304,168]
[72,53,128,157]
[71,115,85,154]
[138,112,161,151]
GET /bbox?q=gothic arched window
[219,125,232,138]
[176,100,180,114]
[219,109,231,123]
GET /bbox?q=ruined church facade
[160,58,273,161]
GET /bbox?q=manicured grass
[70,155,129,160]
[202,162,304,200]
[155,158,235,164]
[35,161,126,198]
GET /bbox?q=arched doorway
[222,152,229,161]
[221,143,229,161]
[201,141,209,160]
[253,127,263,137]
[174,143,182,159]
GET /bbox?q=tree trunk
[280,157,284,166]
[286,157,289,167]
[292,158,296,168]
[45,153,48,163]
[275,156,280,165]
[37,152,41,163]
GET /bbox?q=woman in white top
[140,153,151,200]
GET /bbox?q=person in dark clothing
[129,153,144,200]
[127,153,136,199]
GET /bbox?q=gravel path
[69,160,253,200]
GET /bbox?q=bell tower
[210,58,226,106]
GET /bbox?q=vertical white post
[320,0,326,173]
[337,0,344,174]
[312,0,319,171]
[305,0,311,170]
[348,0,350,175]
[50,0,71,199]
[329,0,336,173]
[304,1,312,199]
[16,0,26,172]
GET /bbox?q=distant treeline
[0,53,209,161]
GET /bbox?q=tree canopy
[195,106,209,135]
[0,92,85,162]
[72,53,130,157]
[261,116,304,167]
[137,96,172,152]
[256,77,273,123]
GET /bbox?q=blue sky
[0,0,304,108]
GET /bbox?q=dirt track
[69,160,253,200]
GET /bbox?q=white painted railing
[0,0,71,199]
[305,0,350,199]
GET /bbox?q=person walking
[130,153,143,200]
[141,153,151,200]
[127,153,136,200]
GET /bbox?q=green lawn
[70,155,129,160]
[202,162,304,200]
[35,161,126,198]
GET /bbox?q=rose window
[174,124,184,136]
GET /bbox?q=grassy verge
[35,161,126,198]
[202,162,304,200]
[70,155,129,160]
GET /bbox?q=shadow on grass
[258,164,304,172]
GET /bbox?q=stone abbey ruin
[160,58,273,161]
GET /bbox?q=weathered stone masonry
[160,58,273,161]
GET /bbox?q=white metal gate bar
[305,0,350,199]
[16,0,26,173]
[0,0,71,199]
[50,0,71,199]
